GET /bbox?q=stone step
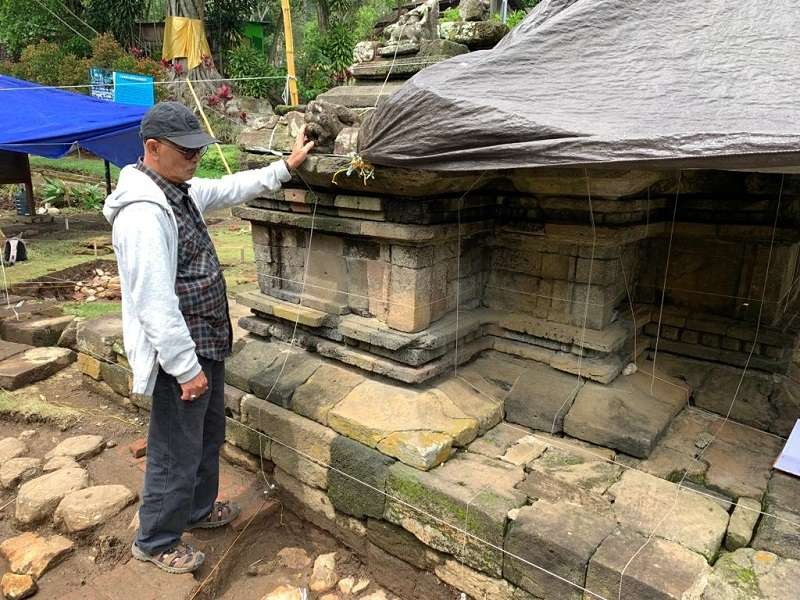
[1,314,75,347]
[0,339,32,362]
[0,347,75,390]
[237,289,329,327]
[318,81,406,108]
[562,360,689,458]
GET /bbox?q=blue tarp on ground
[0,74,147,167]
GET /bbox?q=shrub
[40,177,67,207]
[90,33,127,70]
[506,9,528,29]
[440,7,461,22]
[72,184,104,211]
[226,44,283,102]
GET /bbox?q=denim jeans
[135,356,225,554]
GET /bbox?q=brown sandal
[131,541,205,574]
[189,500,241,530]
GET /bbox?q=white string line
[550,168,597,435]
[255,175,321,404]
[618,253,638,365]
[73,324,800,534]
[618,173,786,600]
[450,371,798,529]
[0,75,289,93]
[377,23,407,105]
[452,173,488,376]
[30,0,93,44]
[649,171,681,394]
[223,414,610,600]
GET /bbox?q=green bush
[226,44,284,102]
[440,7,461,22]
[40,177,67,207]
[506,9,528,29]
[72,184,104,211]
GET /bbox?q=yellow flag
[162,16,213,71]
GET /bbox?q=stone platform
[222,334,800,600]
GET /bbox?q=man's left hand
[286,126,315,170]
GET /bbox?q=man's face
[144,138,204,183]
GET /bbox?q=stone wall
[211,151,800,598]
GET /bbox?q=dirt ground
[0,364,393,600]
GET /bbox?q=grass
[0,389,81,430]
[1,235,103,287]
[209,223,257,295]
[63,301,121,319]
[28,145,241,183]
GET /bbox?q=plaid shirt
[136,161,232,361]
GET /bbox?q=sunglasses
[158,138,208,160]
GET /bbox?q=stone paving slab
[328,380,479,469]
[563,363,687,458]
[384,452,526,577]
[75,315,122,361]
[702,548,800,599]
[0,340,31,362]
[0,315,75,347]
[504,361,582,433]
[249,349,322,408]
[586,529,709,600]
[224,336,285,393]
[467,422,532,459]
[607,470,729,560]
[0,347,75,390]
[503,501,616,600]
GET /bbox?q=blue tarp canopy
[0,75,147,167]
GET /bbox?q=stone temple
[226,3,800,599]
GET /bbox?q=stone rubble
[0,457,41,489]
[44,434,105,460]
[309,552,339,593]
[0,573,37,600]
[15,467,90,525]
[53,484,137,532]
[0,532,74,579]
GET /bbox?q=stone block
[225,417,271,460]
[607,470,729,560]
[249,349,322,408]
[366,518,443,572]
[0,347,75,390]
[726,497,762,551]
[224,337,284,393]
[693,365,774,432]
[223,384,245,417]
[503,501,615,600]
[702,548,800,600]
[328,380,479,469]
[275,467,368,555]
[563,365,686,458]
[0,340,30,363]
[504,361,582,433]
[391,245,435,269]
[701,333,721,348]
[0,315,75,347]
[467,422,531,459]
[384,453,526,577]
[75,315,122,361]
[387,264,433,333]
[242,395,337,484]
[438,20,509,49]
[99,361,131,397]
[327,436,394,519]
[435,558,533,600]
[291,363,363,426]
[366,542,454,600]
[345,256,370,314]
[661,325,680,341]
[432,376,504,435]
[575,257,617,285]
[366,259,389,321]
[585,529,710,600]
[680,329,700,344]
[76,352,102,380]
[270,444,328,489]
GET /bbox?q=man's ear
[144,138,160,157]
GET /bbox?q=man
[104,102,313,574]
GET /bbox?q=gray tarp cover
[358,0,800,172]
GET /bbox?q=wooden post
[0,150,35,217]
[280,0,300,106]
[104,160,112,195]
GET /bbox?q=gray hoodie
[103,161,290,395]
